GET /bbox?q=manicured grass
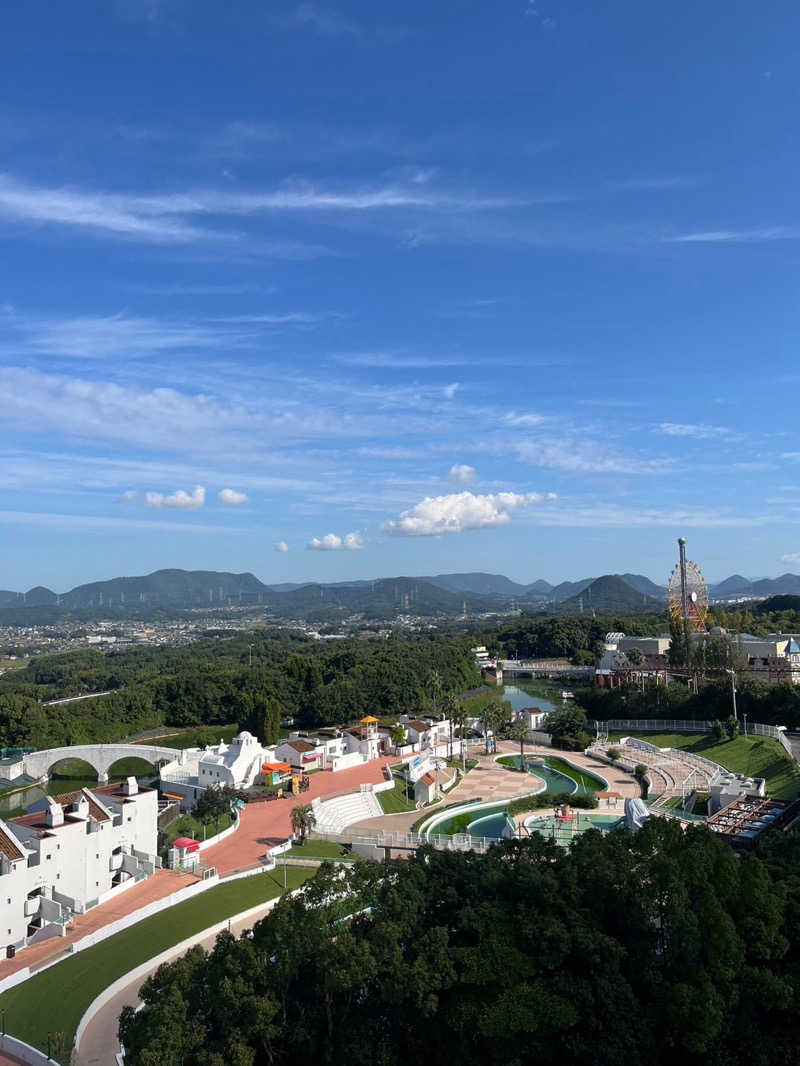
[162,810,233,848]
[0,867,314,1055]
[287,841,355,860]
[610,732,800,801]
[377,775,417,814]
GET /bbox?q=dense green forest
[0,632,479,749]
[477,613,668,664]
[120,819,800,1066]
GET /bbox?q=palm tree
[508,720,529,769]
[290,803,316,846]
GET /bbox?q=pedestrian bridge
[19,743,184,784]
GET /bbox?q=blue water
[467,812,513,839]
[502,685,559,714]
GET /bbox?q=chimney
[45,798,64,828]
[123,776,139,796]
[72,795,90,819]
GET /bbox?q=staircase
[312,789,383,833]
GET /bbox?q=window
[95,854,99,859]
[45,854,51,861]
[57,844,60,851]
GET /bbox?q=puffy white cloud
[217,488,249,506]
[145,485,206,510]
[448,463,477,485]
[275,540,289,553]
[384,490,555,537]
[307,531,364,551]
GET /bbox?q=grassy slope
[377,775,417,814]
[611,732,800,800]
[287,841,354,859]
[0,867,314,1053]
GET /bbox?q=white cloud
[658,422,733,440]
[275,540,289,553]
[384,490,554,536]
[145,486,206,510]
[448,464,477,485]
[307,531,364,550]
[505,411,545,427]
[668,227,792,244]
[280,4,362,36]
[116,489,138,503]
[443,383,460,400]
[781,553,800,564]
[217,488,249,506]
[514,437,669,475]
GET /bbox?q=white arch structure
[22,744,185,784]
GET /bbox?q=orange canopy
[262,762,291,773]
[361,715,379,724]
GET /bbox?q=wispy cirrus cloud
[277,4,362,36]
[667,227,794,244]
[513,436,670,475]
[658,422,736,440]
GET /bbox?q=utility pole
[248,643,253,668]
[726,668,738,725]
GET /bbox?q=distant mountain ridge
[559,575,664,613]
[3,568,799,619]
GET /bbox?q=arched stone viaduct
[22,744,185,784]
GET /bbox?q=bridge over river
[501,659,594,679]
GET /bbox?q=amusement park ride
[667,537,709,635]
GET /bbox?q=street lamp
[726,669,738,726]
[248,643,254,668]
[743,713,748,737]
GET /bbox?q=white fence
[593,719,794,757]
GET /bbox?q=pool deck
[346,742,641,837]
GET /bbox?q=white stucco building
[0,778,158,957]
[159,730,269,808]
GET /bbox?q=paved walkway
[0,756,395,982]
[346,743,640,837]
[75,899,282,1066]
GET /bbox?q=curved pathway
[347,743,640,837]
[74,898,283,1066]
[0,756,395,982]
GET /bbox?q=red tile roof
[421,772,436,786]
[0,826,24,861]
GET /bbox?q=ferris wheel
[667,538,709,633]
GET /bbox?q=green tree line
[120,819,800,1066]
[0,632,479,749]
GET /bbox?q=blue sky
[2,0,799,591]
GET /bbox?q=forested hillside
[0,632,479,749]
[119,819,800,1066]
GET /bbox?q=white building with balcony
[0,778,158,958]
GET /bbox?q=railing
[592,718,794,757]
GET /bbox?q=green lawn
[0,867,314,1056]
[162,810,233,849]
[377,774,417,814]
[287,841,355,860]
[611,732,800,800]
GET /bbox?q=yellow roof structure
[360,715,379,724]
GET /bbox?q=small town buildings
[513,706,549,732]
[0,778,158,956]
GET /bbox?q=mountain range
[2,568,799,621]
